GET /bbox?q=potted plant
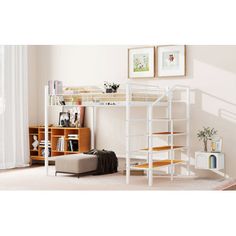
[197,127,217,152]
[104,81,120,93]
[111,83,120,93]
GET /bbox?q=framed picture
[128,46,155,78]
[58,112,70,127]
[157,45,186,77]
[63,106,85,127]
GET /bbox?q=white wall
[28,45,236,178]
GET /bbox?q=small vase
[106,88,112,93]
[204,140,208,152]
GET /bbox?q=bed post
[186,87,190,175]
[126,83,130,184]
[166,86,171,175]
[91,106,96,149]
[148,105,153,187]
[44,85,49,175]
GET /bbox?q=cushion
[55,153,97,174]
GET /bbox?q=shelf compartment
[132,160,184,169]
[141,146,184,152]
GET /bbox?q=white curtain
[0,45,29,169]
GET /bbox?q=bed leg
[55,171,57,176]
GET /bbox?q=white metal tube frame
[125,83,190,186]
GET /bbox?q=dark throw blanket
[84,149,118,175]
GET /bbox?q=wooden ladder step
[141,146,184,151]
[134,160,183,169]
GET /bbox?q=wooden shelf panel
[65,151,80,154]
[65,138,79,141]
[133,160,184,169]
[141,146,184,152]
[31,156,45,161]
[152,132,185,135]
[31,156,55,161]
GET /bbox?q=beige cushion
[55,154,97,174]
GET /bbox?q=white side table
[195,152,224,170]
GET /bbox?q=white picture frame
[128,47,155,78]
[157,45,186,77]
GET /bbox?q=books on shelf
[48,80,63,95]
[68,140,79,152]
[56,136,65,151]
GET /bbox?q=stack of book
[39,140,51,148]
[56,136,65,151]
[48,80,63,95]
[68,134,78,140]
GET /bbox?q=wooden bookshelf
[29,126,91,163]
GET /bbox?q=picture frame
[211,137,223,153]
[62,106,85,127]
[128,46,155,78]
[58,112,70,127]
[157,45,186,77]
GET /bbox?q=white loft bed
[44,83,190,186]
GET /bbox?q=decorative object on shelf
[104,81,120,93]
[42,148,51,157]
[59,99,65,106]
[32,135,39,151]
[128,46,155,78]
[63,106,85,127]
[58,112,70,127]
[211,136,222,153]
[157,45,186,77]
[197,127,217,152]
[71,112,78,127]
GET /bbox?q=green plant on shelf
[197,127,217,152]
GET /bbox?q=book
[69,140,73,151]
[56,136,65,151]
[48,80,63,95]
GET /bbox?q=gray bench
[55,154,98,177]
